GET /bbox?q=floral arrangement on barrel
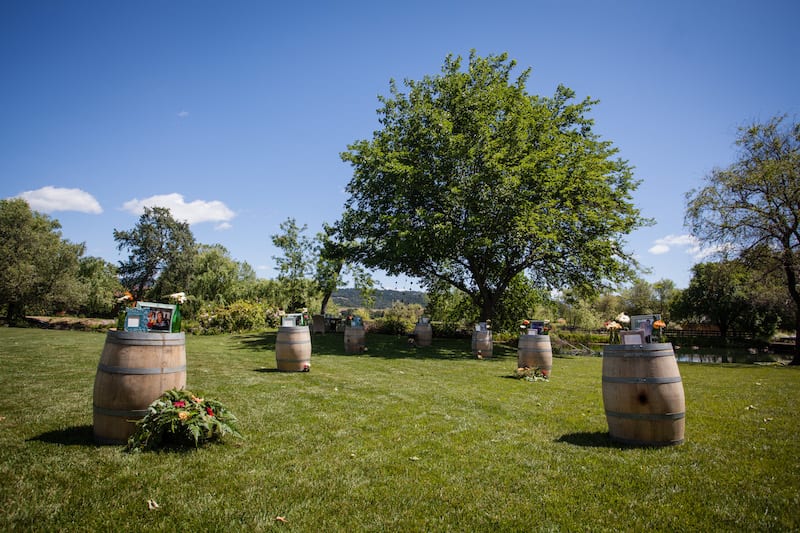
[653,319,667,342]
[167,292,187,332]
[520,319,550,335]
[345,314,363,327]
[115,291,136,330]
[126,388,242,452]
[604,313,631,344]
[605,320,622,344]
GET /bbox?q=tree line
[1,51,797,362]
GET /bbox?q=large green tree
[686,114,800,363]
[671,260,786,340]
[671,261,750,339]
[271,217,315,311]
[339,51,646,320]
[114,207,197,301]
[314,223,376,315]
[189,244,256,305]
[77,256,123,317]
[0,198,85,321]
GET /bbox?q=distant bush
[368,302,423,335]
[196,300,271,334]
[431,322,470,339]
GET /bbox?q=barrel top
[277,325,311,332]
[105,330,185,345]
[603,343,675,357]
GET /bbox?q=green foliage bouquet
[126,388,242,452]
[511,366,549,382]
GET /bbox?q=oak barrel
[276,325,312,371]
[602,343,685,446]
[344,325,366,354]
[413,323,432,347]
[93,331,187,445]
[517,334,552,376]
[471,330,493,358]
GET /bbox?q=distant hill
[332,288,427,309]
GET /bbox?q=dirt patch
[26,316,115,331]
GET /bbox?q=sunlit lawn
[1,327,798,531]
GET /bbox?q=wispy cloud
[122,193,235,227]
[648,233,733,261]
[18,186,103,214]
[177,111,190,118]
[649,234,699,255]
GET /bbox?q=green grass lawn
[1,327,798,531]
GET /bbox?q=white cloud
[177,111,190,118]
[648,243,671,255]
[18,186,103,214]
[122,193,235,226]
[649,233,734,261]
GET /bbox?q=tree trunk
[784,264,800,365]
[320,291,332,316]
[5,301,21,323]
[478,290,496,323]
[791,311,800,366]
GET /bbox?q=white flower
[168,292,187,304]
[615,313,630,324]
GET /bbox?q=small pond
[673,345,789,365]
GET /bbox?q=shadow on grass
[555,431,623,448]
[235,331,519,361]
[28,424,95,446]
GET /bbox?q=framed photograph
[631,314,661,343]
[621,330,646,345]
[528,320,548,334]
[138,302,177,332]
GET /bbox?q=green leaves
[126,388,242,452]
[114,206,197,301]
[340,51,644,320]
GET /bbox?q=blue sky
[2,0,798,290]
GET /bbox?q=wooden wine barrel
[602,343,685,446]
[276,326,312,371]
[517,334,552,376]
[344,325,366,354]
[93,331,187,445]
[413,323,432,347]
[471,330,493,358]
[311,314,326,334]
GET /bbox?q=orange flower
[653,320,666,328]
[178,411,189,421]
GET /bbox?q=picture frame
[528,320,548,335]
[631,314,661,343]
[138,302,177,332]
[124,307,149,332]
[621,330,646,345]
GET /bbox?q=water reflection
[674,350,780,364]
[676,353,731,364]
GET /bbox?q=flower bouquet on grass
[126,388,242,452]
[511,366,549,382]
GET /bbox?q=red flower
[173,401,186,408]
[206,407,214,417]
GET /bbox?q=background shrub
[197,300,269,334]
